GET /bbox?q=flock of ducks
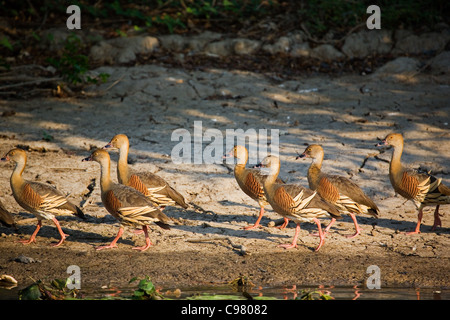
[0,133,449,252]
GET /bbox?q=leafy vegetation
[17,276,164,300]
[16,275,335,300]
[0,1,447,92]
[19,278,81,300]
[299,0,448,37]
[2,1,447,36]
[129,276,164,300]
[46,33,109,85]
[297,289,334,300]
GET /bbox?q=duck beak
[82,155,93,162]
[375,139,387,147]
[253,162,262,168]
[295,152,306,160]
[103,142,115,150]
[1,156,9,161]
[222,150,234,160]
[255,162,270,175]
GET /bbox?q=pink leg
[313,218,326,251]
[345,213,361,238]
[276,217,289,229]
[406,209,423,235]
[51,217,69,247]
[405,208,423,234]
[278,223,300,249]
[18,220,42,245]
[243,207,264,230]
[431,205,442,231]
[324,218,336,234]
[132,225,153,251]
[312,218,335,236]
[96,227,124,250]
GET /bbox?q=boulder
[187,31,222,52]
[232,38,261,55]
[290,42,311,58]
[392,31,450,55]
[429,51,450,74]
[158,34,187,52]
[310,44,344,61]
[262,36,290,54]
[372,57,420,81]
[204,39,233,56]
[341,30,393,58]
[90,35,159,64]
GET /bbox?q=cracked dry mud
[0,65,449,292]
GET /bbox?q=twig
[80,178,96,209]
[300,22,365,45]
[187,237,250,256]
[226,238,249,256]
[190,202,216,215]
[80,198,94,209]
[80,74,125,98]
[267,218,288,227]
[359,152,379,169]
[105,74,125,91]
[186,237,225,243]
[0,76,40,82]
[359,151,389,169]
[15,218,37,226]
[405,44,447,80]
[0,77,62,91]
[50,167,88,172]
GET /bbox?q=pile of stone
[39,25,450,77]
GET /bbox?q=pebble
[13,255,41,264]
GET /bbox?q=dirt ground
[0,64,449,294]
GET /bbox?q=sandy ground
[0,64,449,293]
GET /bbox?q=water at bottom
[2,284,446,300]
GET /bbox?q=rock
[290,43,311,57]
[262,36,290,54]
[185,31,222,52]
[90,35,159,64]
[40,28,75,51]
[372,57,420,81]
[341,30,393,58]
[13,255,41,264]
[287,30,307,45]
[232,38,261,55]
[204,39,233,56]
[429,51,450,74]
[159,32,225,54]
[310,44,344,61]
[158,34,187,52]
[40,28,104,51]
[392,31,450,55]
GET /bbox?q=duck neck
[99,159,112,192]
[117,142,130,184]
[389,144,404,183]
[307,155,323,189]
[234,149,248,177]
[262,163,280,194]
[10,158,26,192]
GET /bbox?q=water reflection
[0,283,448,300]
[84,284,448,300]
